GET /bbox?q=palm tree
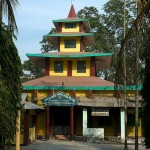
[0,0,19,32]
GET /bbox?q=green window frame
[54,61,63,73]
[64,40,76,48]
[65,23,76,28]
[77,61,86,73]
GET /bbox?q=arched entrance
[42,92,77,140]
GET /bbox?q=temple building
[22,5,143,144]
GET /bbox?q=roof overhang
[45,32,94,47]
[53,18,91,32]
[23,85,115,91]
[95,56,112,70]
[26,52,113,69]
[23,84,142,91]
[21,93,44,110]
[78,96,143,107]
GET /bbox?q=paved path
[18,139,147,150]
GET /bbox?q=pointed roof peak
[68,4,77,18]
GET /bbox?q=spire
[68,5,77,18]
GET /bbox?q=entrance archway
[53,106,70,135]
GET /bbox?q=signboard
[91,108,109,116]
[42,92,77,106]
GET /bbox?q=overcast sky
[14,0,109,62]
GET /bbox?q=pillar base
[45,135,49,141]
[70,135,75,141]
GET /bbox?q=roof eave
[26,52,113,69]
[53,19,92,32]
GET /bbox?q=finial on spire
[68,4,77,18]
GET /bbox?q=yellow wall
[127,118,143,136]
[75,108,83,136]
[49,58,90,77]
[76,90,88,97]
[91,115,118,136]
[29,127,35,142]
[49,58,68,76]
[37,90,50,106]
[37,90,89,99]
[62,22,79,32]
[25,90,89,107]
[60,37,80,52]
[72,58,90,76]
[37,111,46,136]
[93,91,115,97]
[87,108,120,136]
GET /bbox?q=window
[77,61,86,73]
[64,40,76,48]
[65,23,76,28]
[54,61,63,73]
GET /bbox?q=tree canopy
[77,0,136,81]
[114,0,150,148]
[0,0,21,149]
[22,59,44,81]
[40,28,57,52]
[0,24,22,149]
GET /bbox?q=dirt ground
[16,139,147,150]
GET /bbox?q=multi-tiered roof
[23,5,114,91]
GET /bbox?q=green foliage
[77,6,100,30]
[0,0,19,32]
[22,60,44,80]
[103,0,136,43]
[77,1,136,81]
[40,28,57,52]
[141,27,150,148]
[77,6,115,53]
[0,24,22,149]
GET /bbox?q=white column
[83,108,87,136]
[120,108,125,143]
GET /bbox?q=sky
[14,0,109,63]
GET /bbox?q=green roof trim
[26,53,113,58]
[45,33,94,37]
[23,85,115,90]
[126,85,142,90]
[23,85,142,91]
[53,18,89,23]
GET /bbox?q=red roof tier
[22,76,114,87]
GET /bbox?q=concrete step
[54,135,70,140]
[104,136,121,143]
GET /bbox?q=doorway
[53,107,70,135]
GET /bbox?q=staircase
[54,135,70,140]
[104,136,121,143]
